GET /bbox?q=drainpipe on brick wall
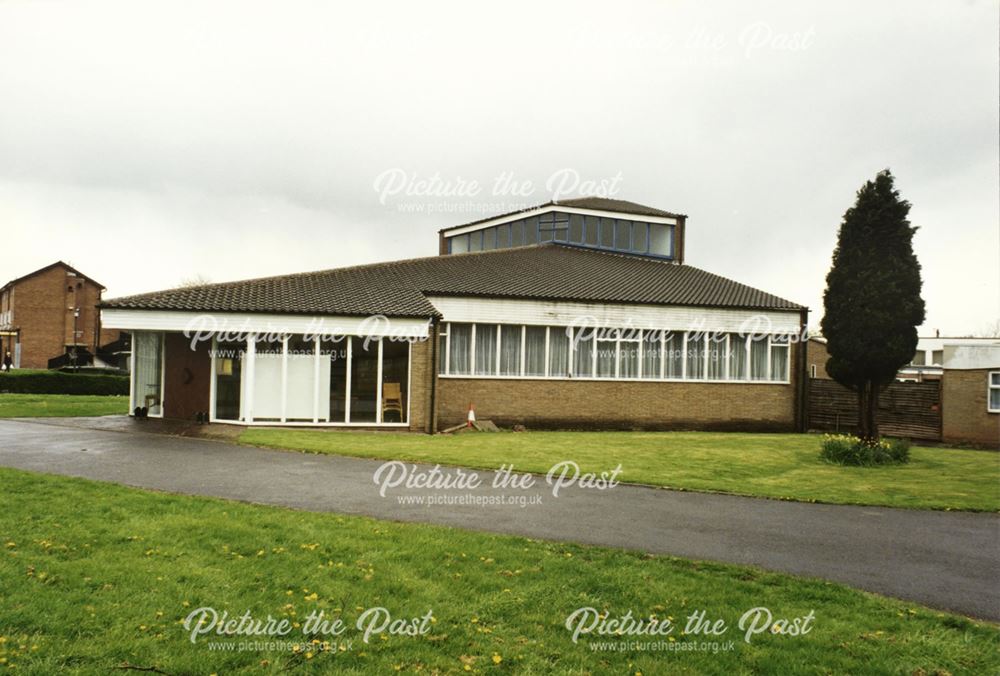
[429,318,439,434]
[797,308,810,432]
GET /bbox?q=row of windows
[446,211,675,258]
[438,323,790,382]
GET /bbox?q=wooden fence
[808,379,941,441]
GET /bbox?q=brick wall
[941,368,1000,448]
[806,338,830,380]
[408,336,433,432]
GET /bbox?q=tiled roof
[102,244,804,318]
[439,198,685,233]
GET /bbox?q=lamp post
[72,308,80,372]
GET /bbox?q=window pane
[539,227,554,242]
[600,218,615,248]
[468,230,483,252]
[483,227,497,250]
[992,373,1000,386]
[474,324,497,375]
[350,337,379,423]
[320,337,348,422]
[449,323,471,375]
[728,333,747,380]
[253,337,284,421]
[574,333,594,377]
[381,339,409,423]
[213,339,244,420]
[707,334,726,380]
[632,222,648,252]
[524,217,539,244]
[548,327,570,377]
[596,329,617,378]
[450,234,469,254]
[615,220,631,249]
[649,224,674,257]
[511,220,524,247]
[664,332,683,378]
[770,344,789,381]
[642,330,661,378]
[437,332,447,375]
[569,214,584,243]
[496,224,511,249]
[750,337,769,380]
[620,340,640,379]
[134,332,163,416]
[585,216,600,246]
[525,326,547,376]
[991,388,1000,410]
[286,335,317,421]
[686,334,705,379]
[500,325,521,376]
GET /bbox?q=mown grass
[240,430,1000,512]
[0,394,128,418]
[0,468,996,674]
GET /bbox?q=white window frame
[989,371,1000,413]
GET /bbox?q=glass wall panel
[350,337,379,423]
[286,335,316,422]
[750,337,769,381]
[620,338,640,378]
[770,342,789,382]
[474,324,497,376]
[568,214,584,243]
[468,230,483,252]
[649,224,673,257]
[253,337,284,421]
[499,325,521,376]
[664,332,683,378]
[483,227,497,250]
[615,221,631,250]
[728,333,748,380]
[213,338,244,420]
[511,220,524,247]
[134,332,163,416]
[320,337,348,422]
[642,330,661,378]
[449,323,471,375]
[381,339,409,423]
[686,334,705,379]
[596,329,617,378]
[524,326,547,376]
[496,223,511,249]
[450,234,470,254]
[600,218,615,248]
[632,222,648,252]
[524,217,539,244]
[585,216,600,245]
[548,327,570,377]
[574,333,594,377]
[707,334,726,380]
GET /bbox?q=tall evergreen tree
[821,170,925,440]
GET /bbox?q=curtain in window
[686,333,705,379]
[134,332,163,415]
[750,337,769,380]
[642,330,661,379]
[596,329,617,378]
[770,344,789,381]
[574,334,594,377]
[707,334,726,380]
[548,328,570,377]
[728,333,747,380]
[664,332,682,378]
[474,324,497,375]
[449,323,471,375]
[619,339,640,378]
[524,326,547,376]
[499,325,521,376]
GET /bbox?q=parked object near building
[0,261,122,370]
[101,198,810,432]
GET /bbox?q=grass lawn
[0,468,996,674]
[0,394,129,418]
[240,430,1000,512]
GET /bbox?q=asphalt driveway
[1,417,997,621]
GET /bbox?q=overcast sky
[1,0,997,335]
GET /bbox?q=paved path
[1,418,998,621]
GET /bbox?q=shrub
[0,370,129,396]
[820,434,910,466]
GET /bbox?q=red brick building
[101,198,809,430]
[0,261,118,369]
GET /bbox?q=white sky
[1,0,997,334]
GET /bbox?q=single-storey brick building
[100,198,809,432]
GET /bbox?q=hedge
[0,370,129,396]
